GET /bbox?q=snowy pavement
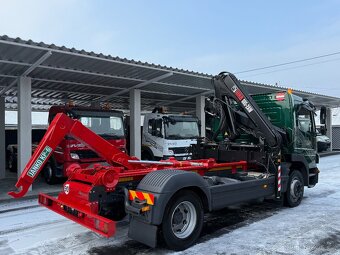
[1,155,340,255]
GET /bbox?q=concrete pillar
[18,77,32,183]
[326,107,332,151]
[196,95,206,137]
[129,89,141,158]
[0,97,5,179]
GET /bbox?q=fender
[284,153,310,186]
[136,169,211,225]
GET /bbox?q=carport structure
[0,35,339,181]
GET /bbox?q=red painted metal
[8,113,141,198]
[66,163,120,191]
[8,114,75,198]
[38,158,247,238]
[9,112,250,238]
[38,193,115,237]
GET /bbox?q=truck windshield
[165,121,199,139]
[80,116,124,138]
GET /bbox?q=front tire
[141,150,154,161]
[44,161,58,185]
[161,190,204,251]
[285,170,304,207]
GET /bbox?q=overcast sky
[1,1,340,98]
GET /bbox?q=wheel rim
[290,177,303,202]
[171,201,197,239]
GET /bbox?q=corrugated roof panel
[0,35,339,111]
[44,53,173,82]
[30,67,140,89]
[0,43,44,64]
[0,62,27,76]
[142,83,206,95]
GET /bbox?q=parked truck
[141,108,200,160]
[7,105,127,184]
[9,72,321,251]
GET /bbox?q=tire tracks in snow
[0,204,40,214]
[0,219,66,236]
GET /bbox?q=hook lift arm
[8,113,140,198]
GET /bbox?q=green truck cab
[252,91,319,187]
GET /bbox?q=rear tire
[285,170,304,207]
[161,190,204,251]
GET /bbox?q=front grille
[169,147,189,154]
[73,150,99,159]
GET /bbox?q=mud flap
[128,217,157,248]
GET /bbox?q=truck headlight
[70,153,80,160]
[168,150,174,155]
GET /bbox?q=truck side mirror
[320,106,326,125]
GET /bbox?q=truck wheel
[285,170,304,207]
[161,190,204,251]
[141,151,154,160]
[8,153,17,172]
[44,162,58,185]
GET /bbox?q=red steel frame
[9,113,248,237]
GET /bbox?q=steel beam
[130,89,141,158]
[99,72,173,102]
[23,51,52,76]
[163,90,213,106]
[0,51,52,96]
[0,97,5,179]
[196,95,206,137]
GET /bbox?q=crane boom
[212,72,283,149]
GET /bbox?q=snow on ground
[1,155,340,255]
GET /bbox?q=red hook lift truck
[9,72,321,251]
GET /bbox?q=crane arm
[212,72,282,149]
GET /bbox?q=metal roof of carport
[0,35,339,112]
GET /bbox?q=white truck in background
[141,109,200,160]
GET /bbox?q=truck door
[295,106,317,165]
[143,118,164,158]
